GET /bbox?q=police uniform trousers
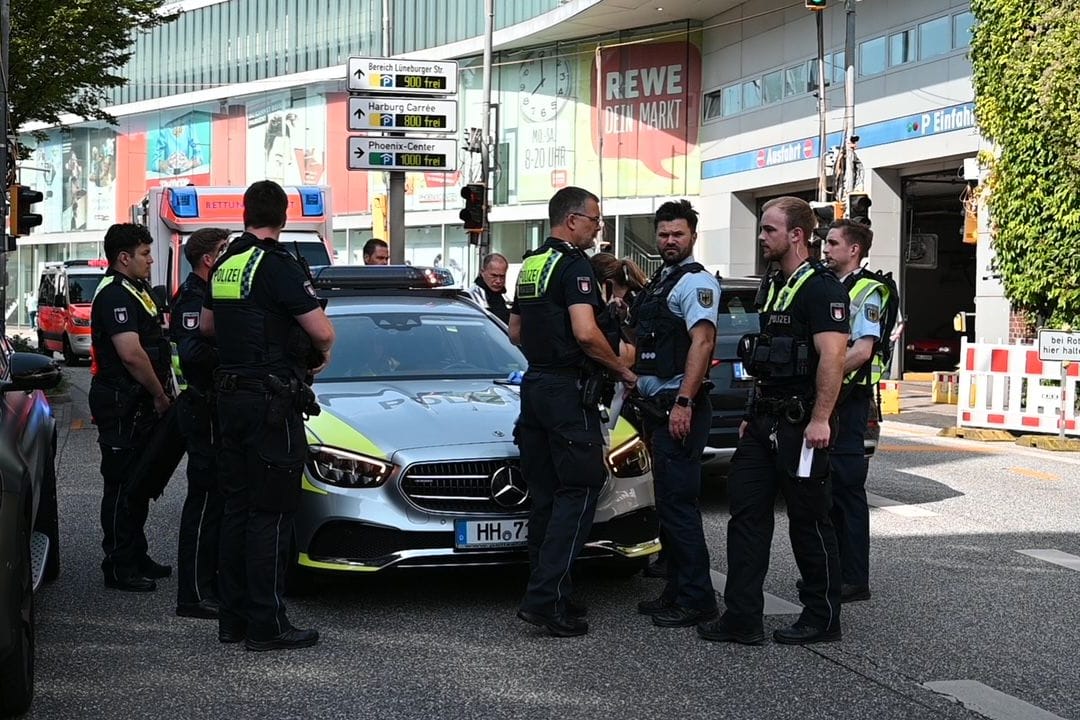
[89,382,154,581]
[215,385,306,640]
[829,387,871,588]
[176,389,224,605]
[723,411,842,632]
[516,370,606,617]
[642,393,715,610]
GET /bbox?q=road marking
[866,492,938,517]
[1016,549,1080,572]
[876,443,998,454]
[923,680,1067,720]
[1010,467,1060,481]
[709,570,802,615]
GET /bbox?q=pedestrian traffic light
[8,184,44,249]
[847,192,872,226]
[805,0,827,9]
[809,201,843,242]
[460,183,486,233]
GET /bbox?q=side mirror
[2,352,63,393]
[54,295,67,308]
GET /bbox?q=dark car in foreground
[288,266,659,590]
[0,340,62,717]
[701,276,880,479]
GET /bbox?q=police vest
[630,262,705,378]
[843,274,889,387]
[741,261,822,382]
[210,236,304,378]
[91,273,169,383]
[514,241,593,369]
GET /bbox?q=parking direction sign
[347,136,459,172]
[347,57,459,95]
[347,97,458,133]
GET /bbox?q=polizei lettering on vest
[216,267,242,283]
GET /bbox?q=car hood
[309,378,521,456]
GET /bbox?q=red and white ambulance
[132,185,335,297]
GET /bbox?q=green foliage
[971,0,1080,327]
[9,0,178,138]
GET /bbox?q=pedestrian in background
[469,252,511,323]
[201,180,335,651]
[170,227,229,620]
[509,186,637,638]
[363,238,390,265]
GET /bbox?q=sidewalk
[888,379,957,430]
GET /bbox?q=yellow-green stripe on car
[298,553,383,572]
[611,416,638,448]
[303,409,387,494]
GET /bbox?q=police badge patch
[182,312,200,330]
[577,276,592,294]
[114,307,128,324]
[830,302,847,322]
[864,303,880,323]
[303,281,317,298]
[697,288,714,308]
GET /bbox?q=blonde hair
[762,196,816,242]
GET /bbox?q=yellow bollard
[931,372,949,403]
[879,380,901,415]
[946,373,959,405]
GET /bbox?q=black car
[701,277,880,479]
[0,341,62,718]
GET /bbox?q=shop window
[918,16,951,60]
[954,11,975,49]
[890,29,915,67]
[762,70,784,104]
[859,36,886,77]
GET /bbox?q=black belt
[215,373,270,394]
[527,366,582,378]
[752,394,810,424]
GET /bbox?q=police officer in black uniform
[170,227,229,619]
[510,186,637,638]
[201,181,335,651]
[698,196,850,646]
[630,200,721,629]
[89,223,174,592]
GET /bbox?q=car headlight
[71,316,90,327]
[905,343,916,352]
[307,445,392,488]
[606,436,651,478]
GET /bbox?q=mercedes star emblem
[490,465,528,508]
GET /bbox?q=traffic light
[809,201,843,242]
[8,184,44,240]
[847,192,872,226]
[460,183,486,233]
[805,0,827,9]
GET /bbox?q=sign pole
[842,0,856,202]
[383,0,406,265]
[479,0,494,259]
[815,9,827,202]
[1061,361,1069,440]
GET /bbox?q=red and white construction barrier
[956,339,1079,436]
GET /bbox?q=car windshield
[319,311,527,381]
[717,289,760,336]
[67,275,103,304]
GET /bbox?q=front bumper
[68,330,92,356]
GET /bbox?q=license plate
[454,518,528,550]
[732,361,752,380]
[915,354,933,361]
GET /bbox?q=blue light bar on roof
[297,187,325,217]
[168,187,200,218]
[312,265,455,290]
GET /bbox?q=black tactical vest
[629,262,705,378]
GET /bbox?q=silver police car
[290,266,659,585]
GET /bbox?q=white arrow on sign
[347,136,460,172]
[347,96,458,133]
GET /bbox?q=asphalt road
[25,365,1080,719]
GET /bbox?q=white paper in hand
[798,440,815,478]
[605,382,625,431]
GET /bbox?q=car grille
[400,459,526,514]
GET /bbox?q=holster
[625,394,669,425]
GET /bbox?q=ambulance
[132,185,335,297]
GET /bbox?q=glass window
[332,229,347,264]
[919,16,951,60]
[954,11,975,48]
[702,90,724,120]
[890,29,915,66]
[743,80,762,110]
[831,51,847,84]
[859,37,886,77]
[763,70,783,104]
[722,85,742,116]
[784,62,809,97]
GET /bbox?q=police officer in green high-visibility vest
[89,223,174,594]
[509,186,637,638]
[821,219,889,604]
[200,181,335,651]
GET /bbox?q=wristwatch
[674,395,694,408]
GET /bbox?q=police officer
[821,219,887,603]
[89,223,174,592]
[698,196,850,646]
[170,227,229,619]
[510,186,637,638]
[630,200,720,629]
[201,181,335,651]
